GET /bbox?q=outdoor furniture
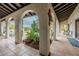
[68,38,79,47]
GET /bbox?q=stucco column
[5,19,8,38]
[54,16,57,40]
[37,4,50,56]
[52,13,57,41]
[0,21,1,36]
[15,18,22,44]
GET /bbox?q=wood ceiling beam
[59,17,68,22]
[56,3,74,14]
[58,12,71,20]
[19,3,26,6]
[12,3,22,8]
[0,11,6,17]
[1,3,13,12]
[11,3,20,9]
[58,6,76,22]
[0,3,30,19]
[16,3,22,7]
[8,3,17,10]
[0,5,10,13]
[55,4,68,12]
[54,4,61,9]
[57,4,76,16]
[57,4,76,22]
[58,9,74,20]
[4,3,15,11]
[0,9,8,15]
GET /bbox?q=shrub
[26,20,39,42]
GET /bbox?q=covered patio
[0,3,79,56]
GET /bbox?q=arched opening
[1,19,6,38]
[49,18,54,41]
[48,9,55,43]
[21,10,39,49]
[8,17,15,40]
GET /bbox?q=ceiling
[0,3,78,22]
[0,3,30,19]
[52,3,78,22]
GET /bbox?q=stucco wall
[56,16,59,38]
[77,21,79,38]
[59,20,68,33]
[68,4,79,38]
[50,5,60,39]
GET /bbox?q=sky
[23,15,39,27]
[8,15,39,28]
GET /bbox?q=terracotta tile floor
[0,35,79,56]
[50,35,79,56]
[0,36,39,56]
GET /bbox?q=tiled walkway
[0,36,39,56]
[50,35,79,56]
[0,35,79,56]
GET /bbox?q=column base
[55,39,59,41]
[15,42,20,44]
[54,39,58,41]
[39,52,51,56]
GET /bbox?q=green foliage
[9,24,15,29]
[27,30,39,42]
[26,20,39,42]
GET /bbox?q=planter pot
[31,41,39,49]
[23,39,32,44]
[23,39,39,50]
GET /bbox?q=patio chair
[68,38,79,47]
